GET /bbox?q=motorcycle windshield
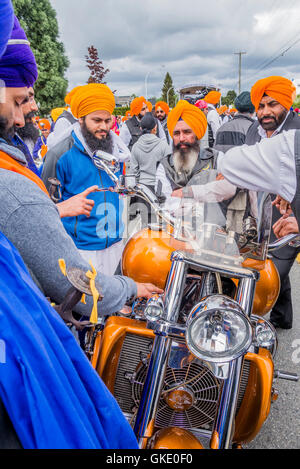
[165,176,272,267]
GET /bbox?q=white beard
[173,148,199,175]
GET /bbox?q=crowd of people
[1,0,300,449]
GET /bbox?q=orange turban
[65,83,115,118]
[130,96,146,116]
[217,105,227,115]
[204,91,221,105]
[167,100,207,140]
[155,101,170,115]
[38,118,51,130]
[251,76,296,112]
[146,101,153,112]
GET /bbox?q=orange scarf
[0,150,49,196]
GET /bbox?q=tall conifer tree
[161,72,176,108]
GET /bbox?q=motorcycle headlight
[186,295,252,363]
[251,315,277,356]
[144,295,164,321]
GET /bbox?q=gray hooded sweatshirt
[130,134,171,186]
[0,140,137,317]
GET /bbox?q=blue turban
[0,15,38,88]
[0,0,14,59]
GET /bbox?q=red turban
[251,76,296,112]
[167,100,207,140]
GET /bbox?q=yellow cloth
[155,101,170,115]
[167,100,207,140]
[204,91,221,105]
[130,96,146,116]
[50,107,67,123]
[251,76,296,112]
[85,261,100,324]
[66,83,115,118]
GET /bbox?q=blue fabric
[0,16,38,87]
[11,135,40,177]
[56,131,124,250]
[0,1,14,59]
[0,232,138,449]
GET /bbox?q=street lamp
[166,86,173,106]
[145,71,151,100]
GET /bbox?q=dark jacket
[214,113,254,153]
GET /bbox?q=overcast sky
[50,0,300,98]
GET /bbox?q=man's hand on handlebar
[136,283,164,299]
[273,215,299,238]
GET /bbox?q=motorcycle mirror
[92,150,120,175]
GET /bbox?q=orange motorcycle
[72,151,299,449]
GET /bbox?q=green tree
[12,0,69,115]
[293,94,300,109]
[221,90,237,107]
[161,72,176,108]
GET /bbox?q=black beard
[17,116,40,143]
[258,109,288,131]
[0,115,16,142]
[81,120,113,154]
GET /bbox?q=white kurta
[217,129,297,203]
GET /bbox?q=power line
[245,0,299,77]
[244,32,300,84]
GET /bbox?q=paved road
[246,261,300,449]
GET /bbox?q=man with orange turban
[204,90,222,143]
[119,96,148,150]
[155,100,236,213]
[241,75,300,330]
[155,101,171,143]
[32,118,51,159]
[41,83,132,276]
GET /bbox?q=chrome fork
[211,276,257,449]
[133,257,187,448]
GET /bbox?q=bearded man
[244,76,300,330]
[119,96,149,150]
[155,100,171,144]
[203,90,222,143]
[15,87,39,152]
[155,100,237,215]
[42,83,131,276]
[0,22,160,318]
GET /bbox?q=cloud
[50,0,300,98]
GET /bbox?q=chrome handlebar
[92,152,300,255]
[268,233,300,252]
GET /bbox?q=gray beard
[173,148,199,176]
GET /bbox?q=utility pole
[234,51,246,94]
